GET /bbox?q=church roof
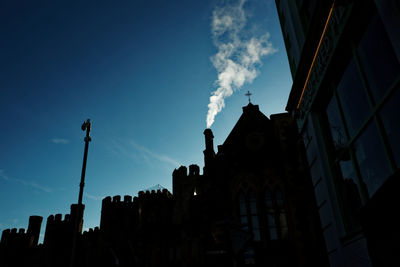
[218,102,274,157]
[222,103,270,144]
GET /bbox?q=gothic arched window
[264,189,278,240]
[275,188,288,239]
[239,192,248,231]
[238,191,261,241]
[248,191,261,241]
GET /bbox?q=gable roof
[218,103,274,157]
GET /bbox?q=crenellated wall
[43,213,72,248]
[100,188,174,242]
[1,228,29,249]
[43,203,84,252]
[82,226,100,243]
[0,215,43,249]
[173,164,202,200]
[100,194,138,240]
[0,216,44,267]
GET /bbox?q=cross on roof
[245,90,252,103]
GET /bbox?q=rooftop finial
[245,90,252,103]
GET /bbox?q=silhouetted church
[0,103,327,267]
[171,103,327,267]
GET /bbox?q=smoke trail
[206,0,276,128]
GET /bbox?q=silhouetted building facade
[0,216,43,267]
[172,103,327,267]
[0,204,85,267]
[277,0,400,266]
[98,190,175,266]
[1,103,327,267]
[43,204,85,267]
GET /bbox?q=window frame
[319,10,400,237]
[263,187,289,241]
[237,190,261,241]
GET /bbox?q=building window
[239,193,249,231]
[323,10,400,201]
[326,94,364,232]
[249,192,261,241]
[380,86,400,166]
[264,189,278,240]
[238,191,261,241]
[338,160,363,232]
[326,95,363,233]
[357,14,400,104]
[326,96,348,157]
[353,121,392,196]
[275,189,288,239]
[303,117,318,165]
[336,58,371,137]
[320,12,400,237]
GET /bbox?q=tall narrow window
[275,189,288,239]
[248,192,261,241]
[265,189,278,240]
[238,191,260,241]
[239,193,248,231]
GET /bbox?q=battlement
[46,213,71,224]
[102,195,137,206]
[172,164,202,197]
[1,227,26,241]
[44,213,73,246]
[138,188,172,199]
[82,226,100,236]
[0,227,28,246]
[43,205,84,247]
[124,195,132,202]
[1,215,42,248]
[173,165,188,178]
[189,164,200,176]
[173,164,201,178]
[102,189,172,208]
[100,189,173,234]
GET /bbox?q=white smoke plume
[206,0,277,128]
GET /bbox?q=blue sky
[0,0,292,240]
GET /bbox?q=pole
[70,119,91,267]
[78,120,91,205]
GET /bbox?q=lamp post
[70,119,92,267]
[78,119,92,205]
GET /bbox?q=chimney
[204,128,214,151]
[203,128,215,169]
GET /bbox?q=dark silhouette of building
[0,216,43,267]
[98,190,175,266]
[1,103,327,267]
[276,0,400,266]
[171,103,327,267]
[42,204,85,267]
[0,205,85,267]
